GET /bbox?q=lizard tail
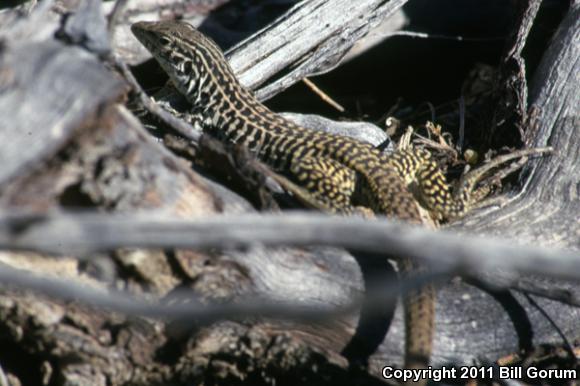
[400,257,435,385]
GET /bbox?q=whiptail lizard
[132,20,480,380]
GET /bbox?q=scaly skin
[132,20,473,381]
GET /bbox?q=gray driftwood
[122,0,410,101]
[0,0,578,385]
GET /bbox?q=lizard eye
[159,36,171,46]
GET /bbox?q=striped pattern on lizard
[131,20,478,379]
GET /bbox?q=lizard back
[132,20,442,376]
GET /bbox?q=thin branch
[511,282,580,307]
[377,30,506,42]
[302,78,345,113]
[0,261,447,323]
[0,212,578,282]
[107,0,129,37]
[113,57,201,142]
[523,293,577,363]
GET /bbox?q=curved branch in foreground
[0,212,578,282]
[0,1,577,380]
[0,261,446,324]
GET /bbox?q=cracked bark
[0,1,577,385]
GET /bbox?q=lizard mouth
[131,22,153,46]
[131,21,168,53]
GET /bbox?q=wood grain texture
[126,0,580,371]
[0,41,123,186]
[453,3,580,245]
[225,0,409,100]
[0,0,578,384]
[125,0,410,101]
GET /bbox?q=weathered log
[0,0,578,385]
[123,0,580,373]
[121,0,410,100]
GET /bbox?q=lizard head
[131,20,234,107]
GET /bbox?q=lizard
[131,20,486,380]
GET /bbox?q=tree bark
[0,0,577,385]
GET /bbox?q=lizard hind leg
[415,147,554,221]
[385,148,466,221]
[269,156,373,215]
